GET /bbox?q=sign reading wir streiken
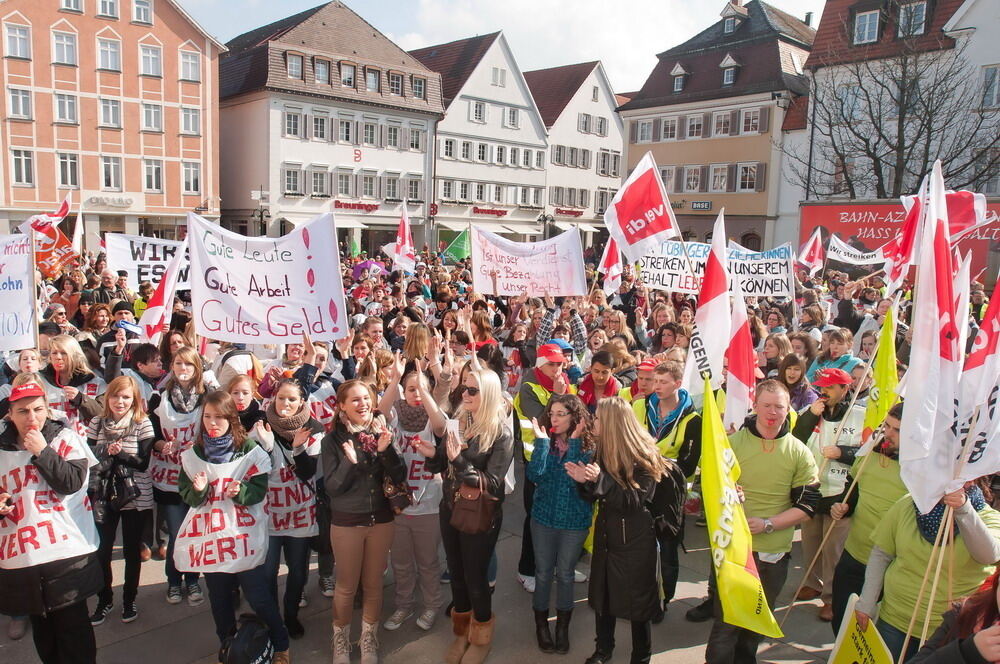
[188,213,348,344]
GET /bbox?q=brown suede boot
[460,615,495,664]
[445,610,472,664]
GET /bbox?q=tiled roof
[226,3,326,54]
[806,0,962,70]
[616,91,638,107]
[524,61,599,128]
[658,0,814,58]
[781,94,809,131]
[409,32,501,107]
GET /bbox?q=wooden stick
[897,512,951,664]
[29,228,40,350]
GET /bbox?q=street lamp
[537,212,555,239]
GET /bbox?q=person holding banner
[0,381,102,664]
[175,390,290,664]
[909,568,1000,664]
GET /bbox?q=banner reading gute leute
[189,212,348,344]
[471,227,587,296]
[0,235,36,351]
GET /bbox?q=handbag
[383,475,413,515]
[108,464,142,511]
[449,474,498,535]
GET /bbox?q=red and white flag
[138,239,187,346]
[683,210,731,401]
[899,161,965,514]
[602,151,679,262]
[18,198,70,234]
[391,202,417,273]
[723,281,756,432]
[956,275,1000,484]
[597,237,623,296]
[797,227,825,276]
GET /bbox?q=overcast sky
[183,0,827,92]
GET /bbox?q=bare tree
[783,30,1000,200]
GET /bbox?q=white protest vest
[265,434,321,538]
[149,396,202,492]
[173,445,271,574]
[806,404,865,497]
[308,385,338,433]
[392,415,443,517]
[0,429,99,569]
[40,374,106,438]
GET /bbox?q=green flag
[350,237,361,258]
[443,229,470,263]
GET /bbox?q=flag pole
[29,228,40,350]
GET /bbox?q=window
[9,89,31,119]
[183,162,201,194]
[724,17,736,34]
[637,120,652,142]
[98,39,120,70]
[472,101,486,123]
[141,103,162,131]
[101,156,122,190]
[596,189,612,214]
[551,187,563,206]
[12,150,33,185]
[507,108,519,128]
[387,125,400,148]
[496,145,506,164]
[523,149,531,168]
[599,150,612,176]
[985,66,1000,108]
[339,119,352,142]
[710,164,727,192]
[284,112,301,137]
[53,32,77,65]
[492,184,502,203]
[412,77,426,99]
[684,166,701,192]
[459,182,469,201]
[314,59,329,84]
[365,68,379,92]
[854,10,880,44]
[6,25,30,59]
[409,179,421,200]
[363,122,376,145]
[477,143,488,162]
[181,107,200,134]
[510,147,519,166]
[99,0,118,17]
[181,52,200,81]
[99,98,121,127]
[738,163,758,191]
[596,117,608,136]
[443,180,454,199]
[55,94,77,123]
[660,166,674,193]
[673,76,684,92]
[533,188,542,206]
[312,116,327,140]
[567,147,578,167]
[312,171,329,196]
[461,141,471,160]
[553,145,566,165]
[536,151,543,169]
[714,112,730,136]
[592,85,599,102]
[722,67,735,86]
[134,0,152,23]
[362,175,376,199]
[385,176,398,199]
[687,114,703,138]
[520,187,530,205]
[898,2,926,37]
[567,188,577,207]
[443,139,455,158]
[62,0,82,10]
[491,67,506,87]
[337,173,351,196]
[742,108,760,133]
[475,183,486,201]
[579,113,592,133]
[284,168,301,195]
[389,72,402,95]
[286,53,302,79]
[144,159,162,192]
[662,118,677,139]
[140,45,161,76]
[58,153,78,187]
[409,128,423,151]
[340,63,355,87]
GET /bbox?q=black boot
[685,596,714,623]
[534,609,555,653]
[554,609,571,654]
[584,650,613,664]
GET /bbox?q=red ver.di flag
[189,212,349,344]
[603,151,680,262]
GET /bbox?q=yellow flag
[700,376,783,638]
[862,306,898,442]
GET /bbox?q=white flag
[683,210,731,401]
[393,202,416,273]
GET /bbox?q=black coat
[579,468,659,622]
[910,605,989,664]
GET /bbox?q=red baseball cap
[812,368,852,387]
[9,383,45,403]
[637,359,660,372]
[536,344,566,365]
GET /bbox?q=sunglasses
[461,386,480,397]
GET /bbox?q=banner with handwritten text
[105,233,190,289]
[640,240,794,297]
[471,227,587,296]
[0,235,36,351]
[188,212,348,344]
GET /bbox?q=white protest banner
[189,212,349,344]
[105,233,190,289]
[726,242,795,298]
[640,240,710,294]
[471,226,587,296]
[0,235,36,351]
[827,234,884,266]
[266,435,321,537]
[173,445,271,574]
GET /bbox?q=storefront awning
[554,221,602,233]
[436,220,471,231]
[501,223,543,235]
[334,219,366,229]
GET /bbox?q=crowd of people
[0,243,997,664]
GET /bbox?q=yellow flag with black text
[862,306,898,442]
[700,376,783,638]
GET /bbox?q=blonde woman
[567,396,669,664]
[426,369,514,664]
[39,335,105,437]
[602,310,638,351]
[403,323,431,364]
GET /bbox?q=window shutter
[629,121,638,143]
[731,110,741,134]
[759,107,770,133]
[353,173,360,197]
[352,122,360,146]
[378,125,386,147]
[677,116,687,140]
[303,114,311,139]
[400,128,410,151]
[652,119,661,142]
[726,164,737,192]
[281,112,288,137]
[756,162,767,192]
[674,168,684,192]
[699,165,709,192]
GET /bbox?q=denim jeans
[204,566,289,652]
[530,519,588,612]
[162,500,198,588]
[264,535,311,620]
[831,550,868,636]
[877,619,920,663]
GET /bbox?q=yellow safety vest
[618,386,639,403]
[513,382,577,460]
[631,398,698,463]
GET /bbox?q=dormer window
[724,17,736,33]
[854,10,880,44]
[670,62,689,93]
[898,1,927,37]
[674,76,684,92]
[723,67,736,86]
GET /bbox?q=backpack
[647,459,687,539]
[220,613,273,664]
